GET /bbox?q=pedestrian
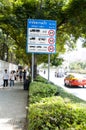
[3,69,9,87]
[24,76,31,90]
[19,69,23,81]
[16,70,19,81]
[9,71,15,87]
[23,69,26,81]
[44,70,46,74]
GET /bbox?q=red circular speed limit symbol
[48,30,55,36]
[48,38,54,44]
[48,46,54,52]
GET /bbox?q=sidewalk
[0,81,28,130]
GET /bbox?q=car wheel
[83,85,84,88]
[64,83,67,86]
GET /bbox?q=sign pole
[27,20,57,82]
[32,53,34,82]
[48,54,50,82]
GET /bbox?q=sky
[63,39,86,62]
[64,48,86,62]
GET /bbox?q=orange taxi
[64,74,86,87]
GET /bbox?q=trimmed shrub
[34,75,48,83]
[29,96,86,130]
[28,76,86,130]
[29,81,57,103]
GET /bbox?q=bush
[29,81,57,103]
[34,75,48,83]
[28,76,86,130]
[29,97,86,130]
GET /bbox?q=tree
[0,0,86,76]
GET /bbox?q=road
[39,69,86,101]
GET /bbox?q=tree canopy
[0,0,86,65]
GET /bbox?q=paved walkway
[0,81,28,130]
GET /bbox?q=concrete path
[0,81,28,130]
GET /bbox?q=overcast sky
[63,39,86,62]
[63,48,86,62]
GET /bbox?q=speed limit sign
[48,46,54,52]
[48,38,54,44]
[48,30,55,36]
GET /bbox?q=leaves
[28,76,86,130]
[0,0,86,65]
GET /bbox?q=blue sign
[27,19,57,54]
[27,19,56,29]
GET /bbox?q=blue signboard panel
[27,19,57,54]
[27,19,56,29]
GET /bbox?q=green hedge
[28,76,86,130]
[29,97,86,130]
[29,81,57,103]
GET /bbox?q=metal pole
[32,53,34,82]
[48,54,50,82]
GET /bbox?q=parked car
[55,71,64,77]
[64,74,86,87]
[55,68,64,78]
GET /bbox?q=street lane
[39,69,86,101]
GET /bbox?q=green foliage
[0,0,86,65]
[70,61,86,72]
[29,96,86,130]
[29,81,57,103]
[29,76,86,104]
[62,0,86,38]
[51,55,64,66]
[34,75,48,83]
[28,76,86,130]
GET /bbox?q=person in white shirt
[9,71,15,87]
[3,69,9,87]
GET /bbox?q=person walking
[19,69,23,81]
[9,71,15,87]
[24,76,31,90]
[16,70,19,81]
[3,69,9,87]
[23,69,26,81]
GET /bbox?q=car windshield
[68,74,86,79]
[67,75,75,78]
